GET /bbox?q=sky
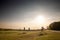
[0,0,60,29]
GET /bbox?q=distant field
[0,30,60,40]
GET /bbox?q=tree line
[0,21,60,31]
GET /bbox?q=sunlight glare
[34,16,45,24]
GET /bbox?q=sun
[34,15,45,24]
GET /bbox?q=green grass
[0,30,60,40]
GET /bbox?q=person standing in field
[41,27,44,32]
[39,27,45,36]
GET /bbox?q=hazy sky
[0,0,60,29]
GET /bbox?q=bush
[49,21,60,30]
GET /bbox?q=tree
[49,21,60,30]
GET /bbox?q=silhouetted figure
[41,27,44,32]
[24,27,25,31]
[39,27,45,36]
[28,27,30,31]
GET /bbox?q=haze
[0,0,60,29]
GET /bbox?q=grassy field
[0,30,60,40]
